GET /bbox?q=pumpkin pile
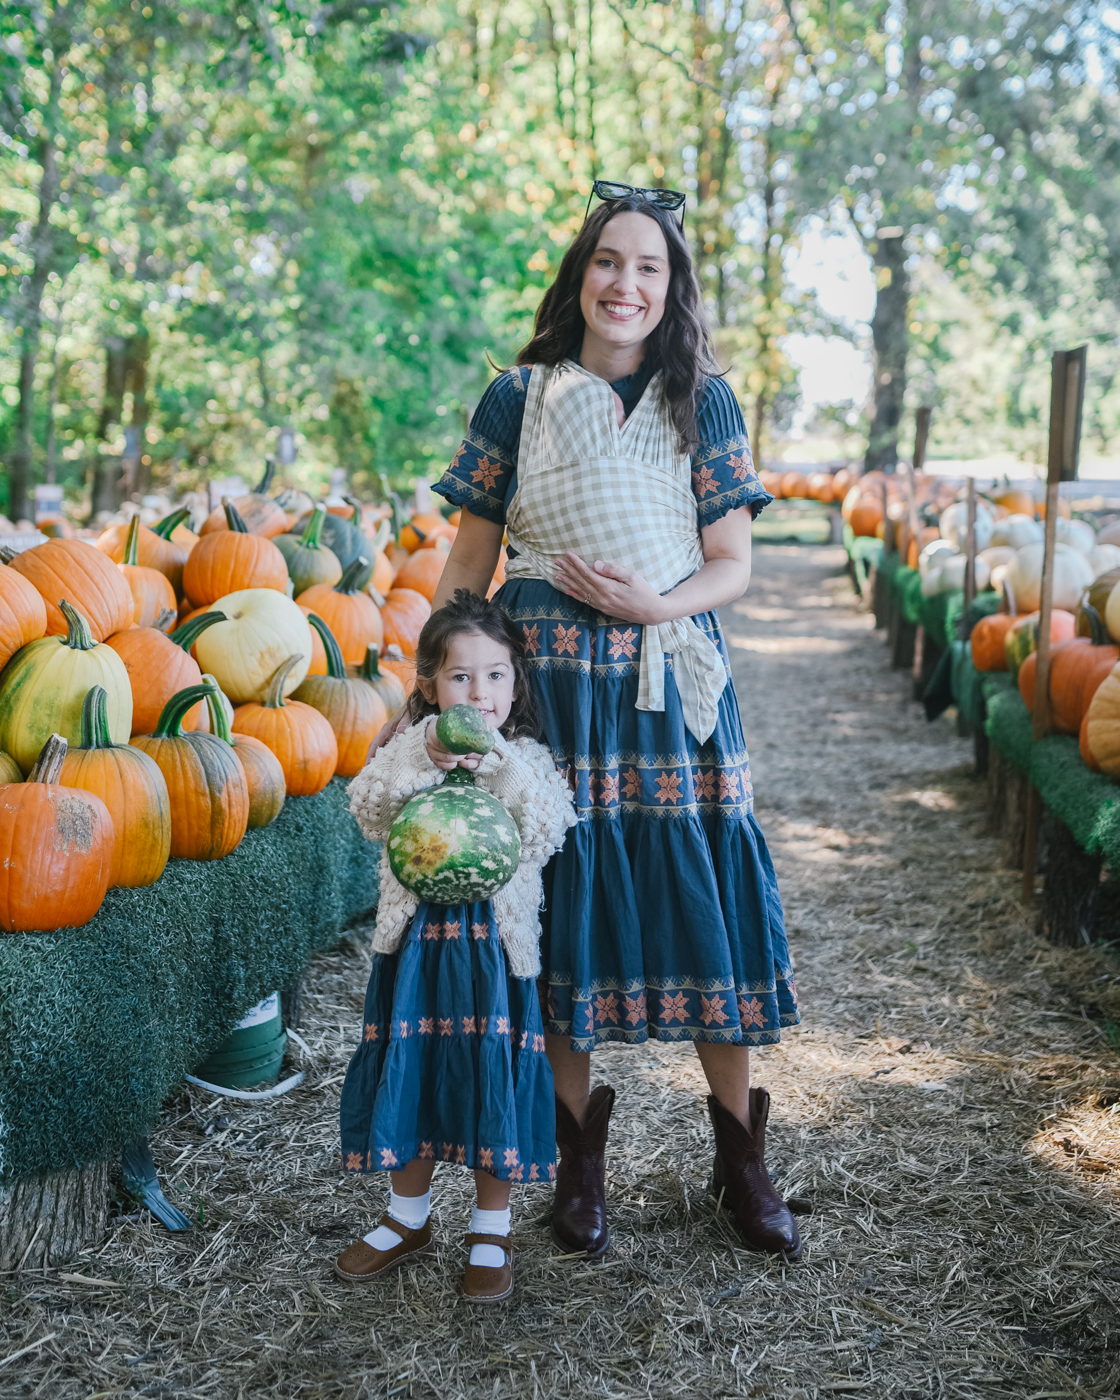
[0,486,503,933]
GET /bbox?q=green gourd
[293,508,372,587]
[387,705,521,904]
[274,504,343,595]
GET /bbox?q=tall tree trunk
[752,134,780,472]
[8,59,63,524]
[121,329,150,498]
[88,336,127,520]
[864,233,909,473]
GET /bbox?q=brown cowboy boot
[708,1088,801,1259]
[552,1084,614,1258]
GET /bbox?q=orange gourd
[107,611,222,735]
[7,537,133,642]
[391,544,449,604]
[117,516,178,628]
[380,588,430,658]
[59,685,171,887]
[197,461,288,538]
[182,500,288,606]
[204,685,285,829]
[0,562,48,669]
[360,644,407,715]
[0,733,114,931]
[296,558,383,666]
[293,616,388,778]
[232,656,338,797]
[130,682,250,860]
[970,614,1015,673]
[96,507,195,597]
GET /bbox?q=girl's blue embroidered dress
[434,362,799,1052]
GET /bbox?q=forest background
[3,0,1120,525]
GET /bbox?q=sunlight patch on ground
[728,635,853,655]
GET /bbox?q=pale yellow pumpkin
[1085,660,1120,777]
[191,588,312,705]
[1005,542,1095,614]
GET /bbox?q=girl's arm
[431,508,505,610]
[552,505,753,626]
[348,723,444,841]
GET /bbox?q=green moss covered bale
[0,779,379,1184]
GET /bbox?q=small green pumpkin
[274,504,343,595]
[387,706,520,903]
[293,508,371,586]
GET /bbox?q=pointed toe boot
[552,1084,614,1259]
[708,1088,802,1260]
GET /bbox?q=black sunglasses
[584,179,687,221]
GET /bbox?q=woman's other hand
[553,552,667,626]
[365,706,411,765]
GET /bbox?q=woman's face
[579,211,670,356]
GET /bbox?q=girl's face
[423,630,515,731]
[579,211,671,354]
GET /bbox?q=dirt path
[4,543,1119,1400]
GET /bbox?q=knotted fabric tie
[636,615,726,744]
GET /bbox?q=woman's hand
[553,552,668,626]
[364,705,411,765]
[424,717,484,772]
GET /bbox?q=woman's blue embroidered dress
[434,363,799,1052]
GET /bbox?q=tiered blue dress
[434,361,799,1052]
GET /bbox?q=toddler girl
[336,589,575,1303]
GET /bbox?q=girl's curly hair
[406,589,540,741]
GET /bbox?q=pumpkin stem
[335,556,370,594]
[223,498,250,534]
[1083,599,1107,647]
[306,612,346,678]
[153,607,178,634]
[152,506,191,540]
[264,654,303,708]
[170,610,226,652]
[0,545,17,565]
[384,643,406,662]
[80,685,115,750]
[202,678,234,744]
[59,599,97,651]
[1002,576,1017,617]
[370,518,391,553]
[28,733,67,784]
[123,514,142,567]
[153,682,219,738]
[299,504,328,550]
[359,643,383,681]
[255,456,276,495]
[343,494,364,520]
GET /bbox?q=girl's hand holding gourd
[424,716,483,772]
[553,551,669,626]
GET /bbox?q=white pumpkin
[936,554,992,594]
[938,501,994,551]
[1098,520,1120,547]
[1054,516,1096,555]
[921,568,943,597]
[919,538,958,576]
[1005,541,1095,614]
[978,545,1017,572]
[990,513,1044,550]
[1106,581,1120,645]
[1087,544,1120,578]
[192,588,312,704]
[991,562,1012,597]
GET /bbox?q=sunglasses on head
[584,179,687,221]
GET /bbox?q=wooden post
[1022,347,1087,905]
[963,477,977,609]
[881,477,893,554]
[913,406,932,474]
[905,464,920,568]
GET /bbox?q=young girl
[337,589,575,1303]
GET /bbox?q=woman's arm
[552,505,753,626]
[430,507,505,611]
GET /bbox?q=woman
[430,188,800,1259]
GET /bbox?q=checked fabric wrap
[505,360,728,743]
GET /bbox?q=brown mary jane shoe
[333,1213,432,1283]
[461,1232,513,1304]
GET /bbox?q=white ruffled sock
[364,1188,430,1251]
[469,1205,511,1269]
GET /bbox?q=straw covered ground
[3,541,1119,1400]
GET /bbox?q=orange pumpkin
[970,614,1015,673]
[399,511,447,553]
[231,655,338,797]
[391,544,449,604]
[96,507,195,598]
[781,471,809,499]
[8,537,134,642]
[36,515,74,539]
[380,587,431,658]
[59,685,171,887]
[292,616,388,778]
[1080,709,1101,772]
[379,642,417,696]
[0,562,48,669]
[848,495,884,539]
[448,509,462,527]
[107,611,221,736]
[360,644,407,715]
[1048,603,1119,734]
[130,682,250,860]
[203,685,286,829]
[0,733,114,931]
[197,461,288,538]
[296,558,383,667]
[117,516,178,628]
[181,500,288,606]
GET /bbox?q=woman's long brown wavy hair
[516,194,720,454]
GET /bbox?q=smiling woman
[422,190,801,1263]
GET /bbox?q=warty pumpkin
[118,515,178,628]
[198,460,288,538]
[359,643,407,715]
[274,504,343,595]
[0,600,133,774]
[181,500,289,606]
[292,615,388,778]
[232,655,338,797]
[59,685,172,887]
[191,588,312,704]
[203,682,285,828]
[380,587,431,658]
[131,682,250,860]
[0,561,48,669]
[970,613,1014,672]
[296,557,382,666]
[0,733,114,931]
[108,610,223,735]
[96,506,194,597]
[7,536,134,642]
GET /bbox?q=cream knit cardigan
[348,720,576,979]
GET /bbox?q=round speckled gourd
[387,707,520,902]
